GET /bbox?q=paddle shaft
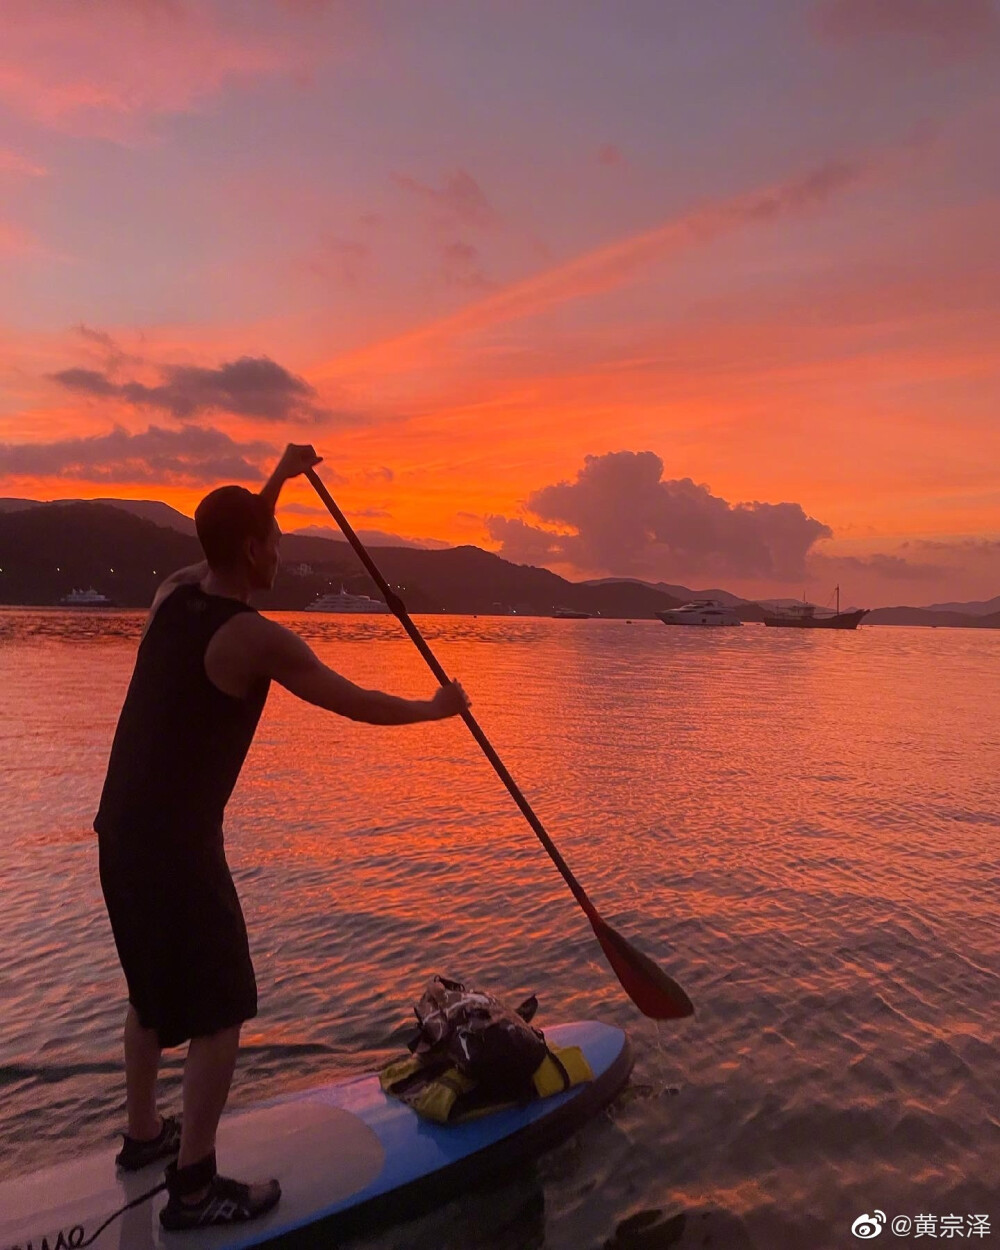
[304,468,597,919]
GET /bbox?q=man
[94,444,469,1231]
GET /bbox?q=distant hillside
[2,499,997,624]
[0,503,686,616]
[583,576,747,607]
[290,524,449,549]
[0,496,442,547]
[0,495,196,533]
[330,546,686,616]
[865,606,997,628]
[0,504,199,607]
[87,498,197,534]
[924,594,1000,617]
[0,497,46,513]
[0,504,364,609]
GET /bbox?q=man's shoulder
[209,611,312,687]
[213,609,293,656]
[141,580,189,639]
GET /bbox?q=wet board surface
[0,1021,632,1250]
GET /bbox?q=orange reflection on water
[1,609,998,1240]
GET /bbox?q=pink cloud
[49,354,351,425]
[597,143,626,167]
[393,168,498,229]
[809,550,945,582]
[71,325,146,373]
[0,422,277,484]
[0,148,47,178]
[306,237,372,288]
[0,2,288,138]
[815,0,1000,55]
[0,219,38,259]
[908,537,1000,559]
[441,240,494,291]
[320,156,871,380]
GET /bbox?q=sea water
[0,610,997,1248]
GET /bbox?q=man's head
[194,486,281,589]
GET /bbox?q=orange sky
[1,1,998,607]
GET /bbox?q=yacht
[305,586,391,614]
[59,587,114,607]
[656,600,742,627]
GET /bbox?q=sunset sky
[1,0,998,607]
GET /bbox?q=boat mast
[835,585,840,614]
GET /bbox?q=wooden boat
[762,586,867,629]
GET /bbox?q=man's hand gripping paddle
[306,468,694,1020]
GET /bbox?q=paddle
[305,468,694,1020]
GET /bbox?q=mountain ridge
[0,499,996,624]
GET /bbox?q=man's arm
[259,444,322,514]
[249,618,468,725]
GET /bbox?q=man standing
[94,444,469,1231]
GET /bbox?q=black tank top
[95,584,270,846]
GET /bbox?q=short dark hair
[194,486,274,568]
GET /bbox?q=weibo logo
[852,1210,887,1239]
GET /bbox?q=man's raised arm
[259,444,322,514]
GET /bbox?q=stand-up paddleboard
[0,1021,631,1250]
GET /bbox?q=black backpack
[408,975,548,1097]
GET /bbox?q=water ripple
[0,611,997,1249]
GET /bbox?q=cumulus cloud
[486,515,572,566]
[49,354,351,425]
[0,423,276,484]
[393,168,497,229]
[485,451,832,581]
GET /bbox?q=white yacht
[656,599,742,627]
[305,586,391,614]
[59,587,114,607]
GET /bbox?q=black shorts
[98,829,258,1048]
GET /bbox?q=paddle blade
[591,915,694,1020]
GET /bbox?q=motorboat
[59,587,114,607]
[656,599,742,627]
[305,586,391,614]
